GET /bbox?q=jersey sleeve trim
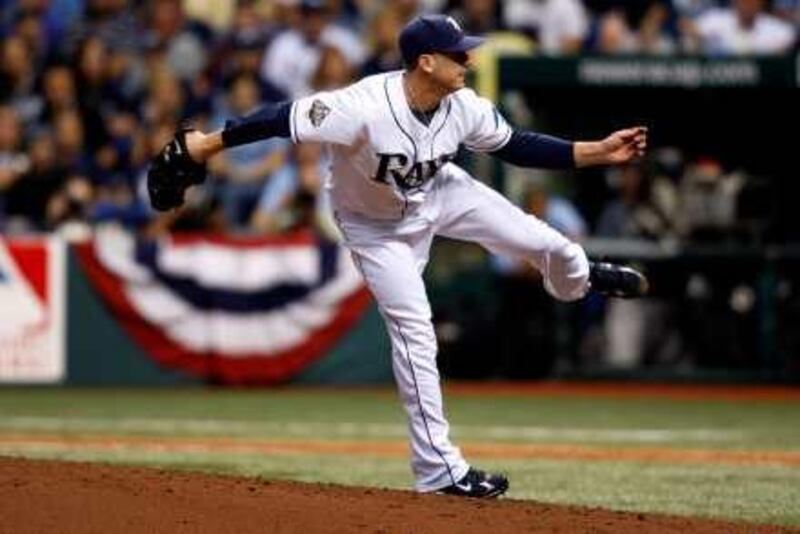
[290,101,300,144]
[487,127,513,152]
[463,127,512,153]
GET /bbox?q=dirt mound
[0,457,789,533]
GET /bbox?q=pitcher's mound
[0,457,784,533]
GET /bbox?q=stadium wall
[1,234,392,386]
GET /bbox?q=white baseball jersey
[288,70,588,492]
[289,71,513,222]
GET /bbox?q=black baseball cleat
[589,261,649,299]
[437,468,509,498]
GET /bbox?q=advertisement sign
[0,237,66,383]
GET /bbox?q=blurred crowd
[0,0,796,238]
[493,148,772,373]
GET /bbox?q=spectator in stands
[52,109,92,178]
[677,157,748,241]
[647,147,683,231]
[672,0,717,19]
[594,162,681,370]
[447,0,506,35]
[0,106,31,230]
[4,130,64,231]
[141,0,213,83]
[209,73,290,228]
[45,172,94,237]
[680,0,796,54]
[64,0,139,58]
[525,181,587,240]
[91,106,141,190]
[105,44,148,115]
[503,0,589,54]
[11,7,51,70]
[324,0,367,31]
[361,6,404,76]
[74,36,116,152]
[141,66,185,128]
[39,65,79,126]
[587,3,679,56]
[72,37,141,166]
[387,0,427,24]
[226,34,288,105]
[261,0,364,99]
[0,0,44,39]
[217,0,285,104]
[0,35,41,126]
[183,0,236,32]
[90,178,150,229]
[591,9,638,54]
[45,94,97,235]
[597,163,675,240]
[310,44,356,90]
[637,2,678,54]
[773,0,799,26]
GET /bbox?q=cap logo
[446,16,462,32]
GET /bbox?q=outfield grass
[0,387,798,526]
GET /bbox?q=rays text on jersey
[373,152,456,190]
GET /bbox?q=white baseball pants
[335,165,589,491]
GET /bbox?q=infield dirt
[1,457,793,533]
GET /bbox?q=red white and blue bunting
[76,228,370,384]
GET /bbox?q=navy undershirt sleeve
[492,129,575,169]
[221,101,292,148]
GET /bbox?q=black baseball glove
[147,127,207,211]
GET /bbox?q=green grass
[0,387,799,526]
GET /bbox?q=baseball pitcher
[148,15,649,498]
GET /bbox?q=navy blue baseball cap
[398,15,485,66]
